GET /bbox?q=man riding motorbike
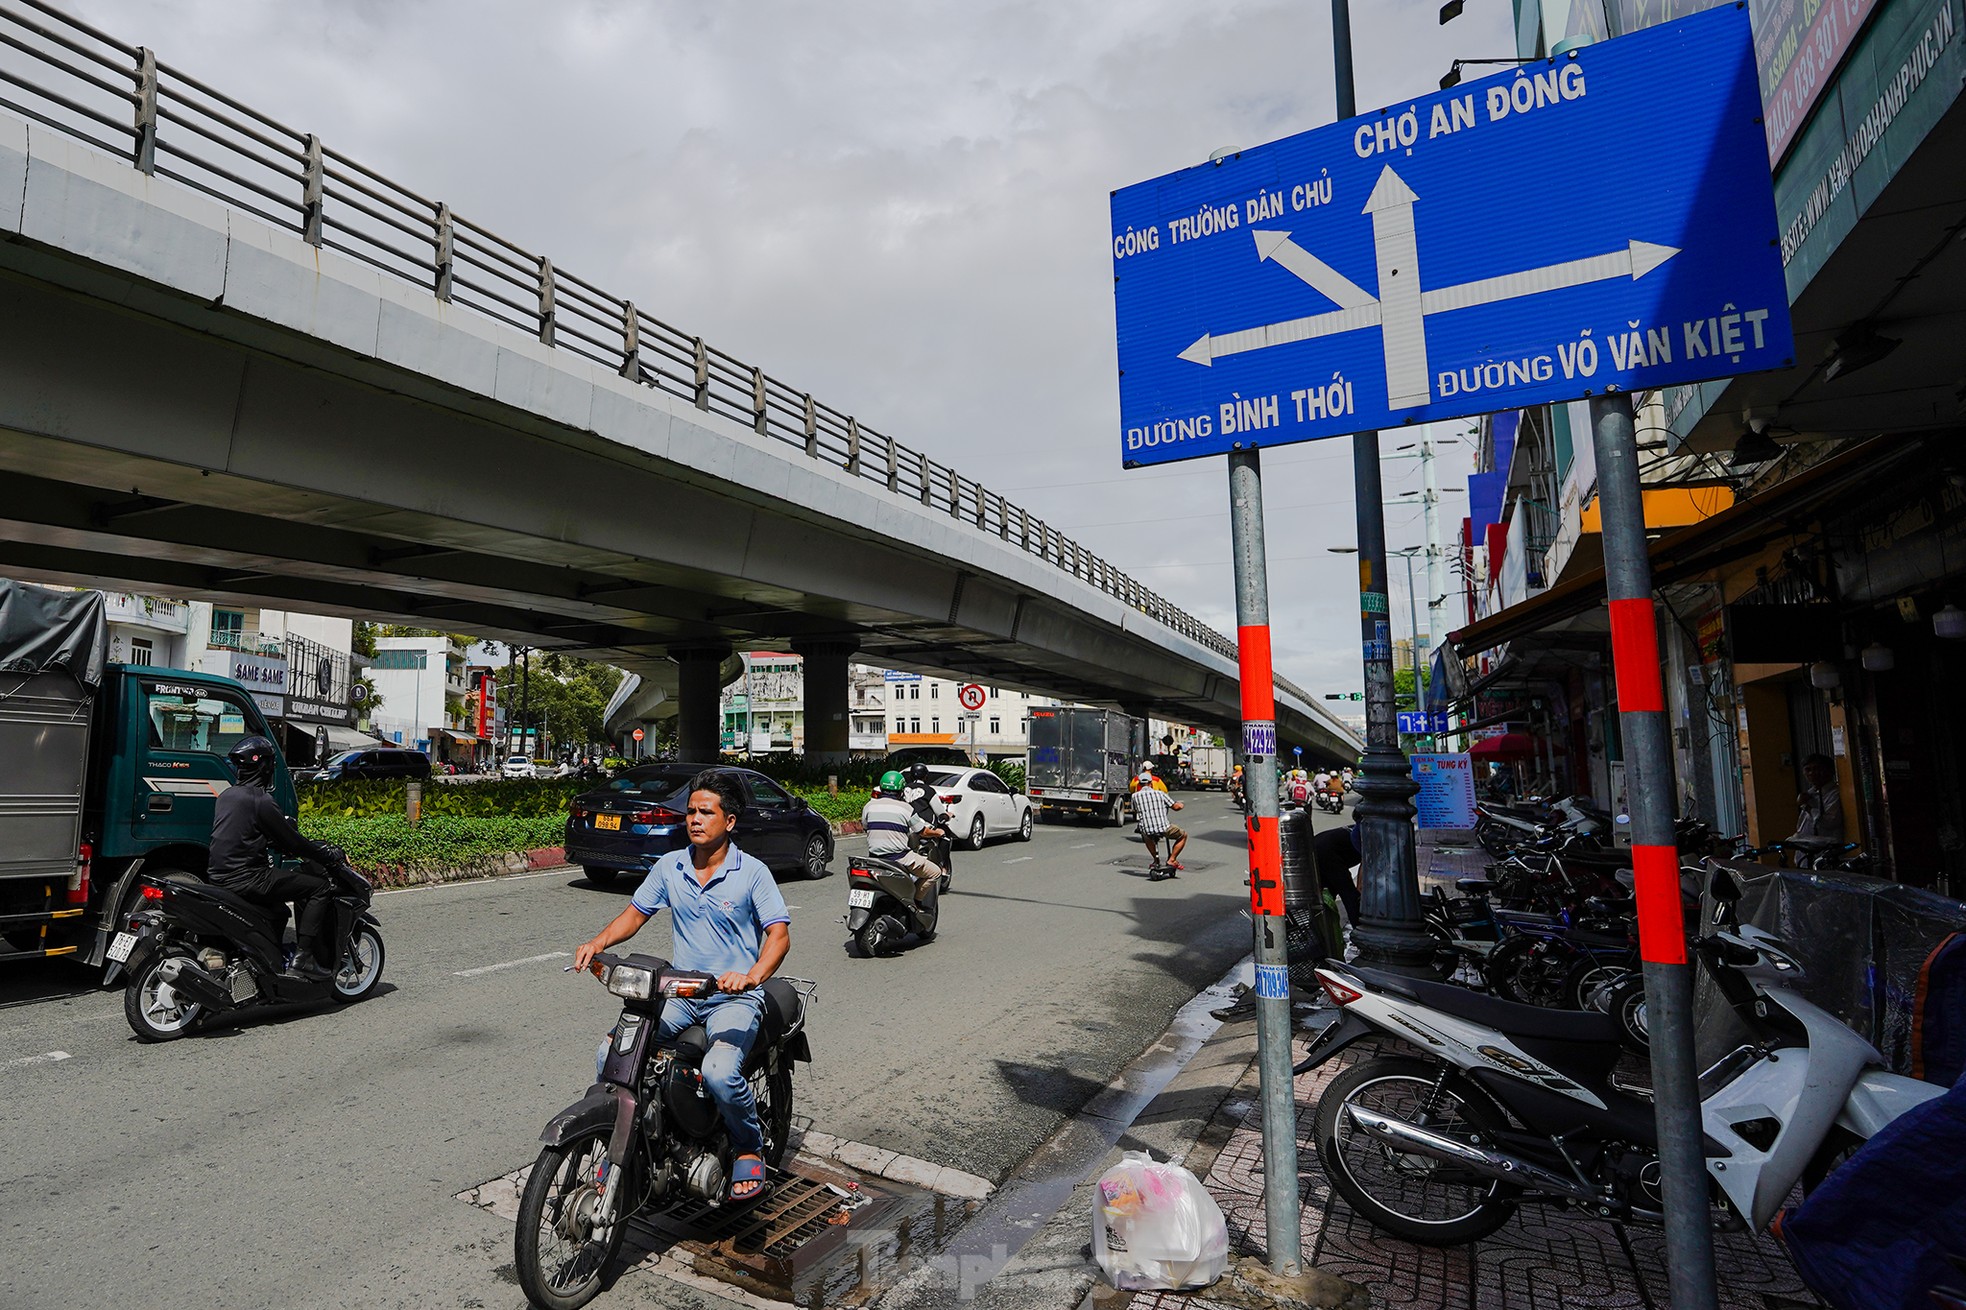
[572,769,791,1203]
[863,770,944,905]
[208,734,345,980]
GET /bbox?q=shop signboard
[1409,753,1479,828]
[1110,6,1791,467]
[223,650,287,719]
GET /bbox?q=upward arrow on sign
[1177,165,1680,410]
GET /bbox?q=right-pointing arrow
[1421,239,1681,315]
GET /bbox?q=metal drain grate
[634,1156,914,1303]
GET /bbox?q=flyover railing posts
[0,0,1246,659]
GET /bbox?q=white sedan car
[501,755,535,779]
[920,767,1035,849]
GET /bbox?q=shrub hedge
[300,813,566,876]
[295,775,879,876]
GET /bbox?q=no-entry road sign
[1110,5,1791,467]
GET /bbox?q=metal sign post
[1228,448,1303,1278]
[1590,393,1718,1307]
[1335,0,1434,977]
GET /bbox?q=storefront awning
[436,729,480,744]
[1470,732,1537,760]
[323,726,389,752]
[1448,437,1913,659]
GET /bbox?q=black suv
[308,748,433,783]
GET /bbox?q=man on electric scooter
[863,770,944,906]
[572,769,791,1204]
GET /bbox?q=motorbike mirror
[1708,866,1742,905]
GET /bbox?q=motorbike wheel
[855,916,900,958]
[1566,959,1634,1013]
[1016,808,1034,841]
[1615,986,1649,1056]
[1484,936,1577,1009]
[752,1065,796,1169]
[966,816,987,851]
[514,1125,630,1310]
[1314,1055,1519,1245]
[332,925,386,1003]
[123,953,203,1042]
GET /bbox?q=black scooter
[516,952,813,1309]
[111,861,385,1041]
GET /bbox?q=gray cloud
[66,0,1507,692]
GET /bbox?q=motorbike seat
[1455,878,1494,895]
[659,980,806,1072]
[173,878,289,936]
[1350,964,1622,1045]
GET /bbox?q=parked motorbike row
[1300,862,1947,1248]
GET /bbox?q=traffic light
[1323,692,1365,701]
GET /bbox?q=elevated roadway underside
[0,115,1357,759]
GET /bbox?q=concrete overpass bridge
[0,3,1360,764]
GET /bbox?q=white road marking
[1002,856,1034,865]
[4,1051,71,1070]
[1070,842,1097,849]
[375,867,570,897]
[453,951,570,978]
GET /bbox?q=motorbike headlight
[605,964,654,1001]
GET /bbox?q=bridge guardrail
[0,0,1241,660]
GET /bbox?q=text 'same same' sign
[1110,5,1792,467]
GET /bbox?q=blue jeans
[596,991,766,1157]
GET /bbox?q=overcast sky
[68,0,1513,695]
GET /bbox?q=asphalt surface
[0,792,1257,1308]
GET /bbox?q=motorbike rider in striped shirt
[1130,772,1186,877]
[861,770,944,905]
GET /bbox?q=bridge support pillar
[790,637,858,765]
[671,644,731,764]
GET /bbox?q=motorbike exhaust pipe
[156,957,236,1011]
[1343,1104,1599,1204]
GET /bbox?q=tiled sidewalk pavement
[1129,1033,1821,1310]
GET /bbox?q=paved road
[0,794,1258,1308]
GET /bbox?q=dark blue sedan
[564,762,834,886]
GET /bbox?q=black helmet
[227,735,279,788]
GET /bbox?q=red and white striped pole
[1228,448,1303,1278]
[1591,393,1718,1309]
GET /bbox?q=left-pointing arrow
[1179,303,1384,367]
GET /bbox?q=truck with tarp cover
[0,580,294,969]
[1024,706,1145,826]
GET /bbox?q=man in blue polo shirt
[573,769,791,1202]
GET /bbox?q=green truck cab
[0,583,295,967]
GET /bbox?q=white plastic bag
[1091,1151,1229,1291]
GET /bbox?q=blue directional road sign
[1110,5,1791,467]
[1397,711,1448,735]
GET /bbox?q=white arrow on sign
[1176,165,1680,413]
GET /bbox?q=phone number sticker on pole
[1109,4,1792,467]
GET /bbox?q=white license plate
[847,888,876,908]
[107,931,137,963]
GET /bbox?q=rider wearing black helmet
[209,735,344,980]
